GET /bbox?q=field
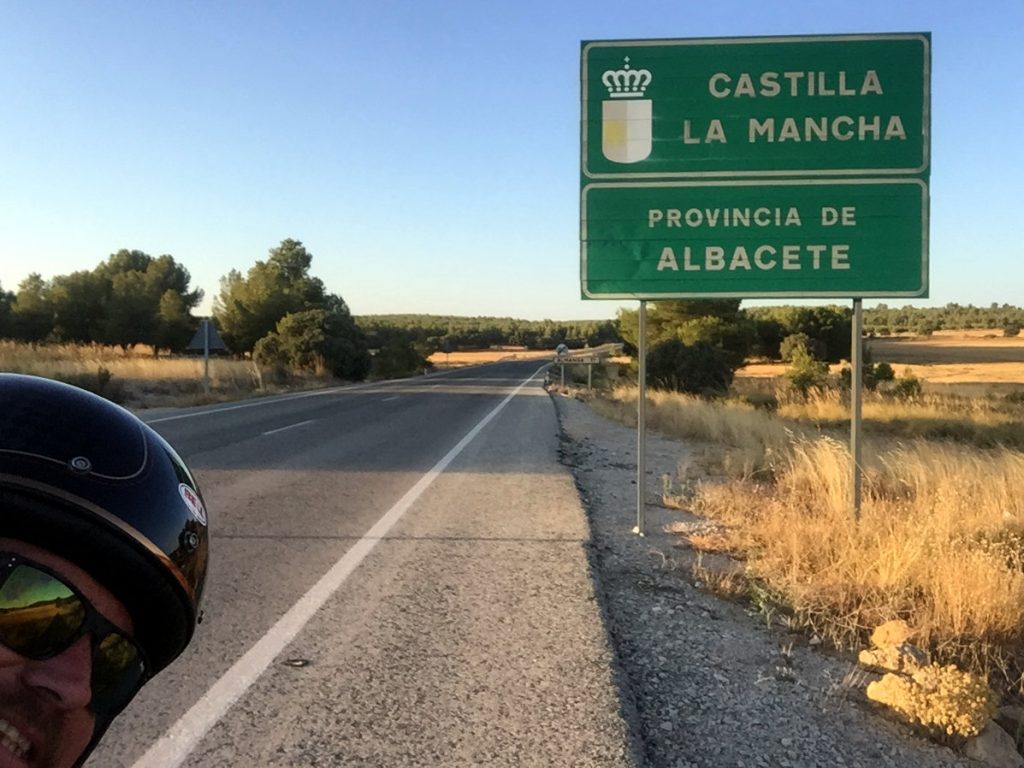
[739,329,1024,390]
[426,347,554,368]
[0,341,328,407]
[591,330,1024,699]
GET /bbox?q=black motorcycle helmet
[0,374,209,718]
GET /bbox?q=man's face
[0,538,134,768]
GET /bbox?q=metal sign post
[203,319,211,394]
[634,300,647,536]
[850,299,864,520]
[187,318,228,394]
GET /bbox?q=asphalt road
[86,359,636,767]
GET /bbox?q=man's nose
[21,635,93,710]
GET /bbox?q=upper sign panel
[581,34,930,179]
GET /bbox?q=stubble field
[739,329,1024,390]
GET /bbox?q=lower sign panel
[581,179,927,298]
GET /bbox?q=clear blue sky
[1,0,1020,320]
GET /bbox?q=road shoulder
[552,389,971,768]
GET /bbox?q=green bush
[873,362,896,382]
[1003,323,1021,338]
[785,345,829,396]
[890,373,923,399]
[371,336,430,379]
[646,338,733,395]
[253,309,370,381]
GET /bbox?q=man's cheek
[39,715,94,768]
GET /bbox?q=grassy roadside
[592,386,1024,691]
[0,341,555,408]
[0,341,327,407]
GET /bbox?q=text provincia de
[646,205,855,273]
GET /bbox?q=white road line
[142,359,523,425]
[381,395,401,402]
[261,419,315,436]
[143,386,358,424]
[130,363,547,768]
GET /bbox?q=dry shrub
[597,385,1024,683]
[697,435,1024,680]
[594,386,790,479]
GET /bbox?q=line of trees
[614,302,856,396]
[3,241,1021,390]
[355,315,619,353]
[863,303,1024,336]
[0,250,201,352]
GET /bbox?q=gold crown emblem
[602,57,652,98]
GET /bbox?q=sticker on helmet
[179,484,208,525]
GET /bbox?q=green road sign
[580,33,931,299]
[582,34,930,179]
[581,179,927,298]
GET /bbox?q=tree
[646,338,734,395]
[780,332,825,362]
[254,305,370,381]
[96,250,202,351]
[371,334,430,379]
[155,290,197,352]
[750,316,786,359]
[746,305,850,362]
[49,270,106,343]
[0,283,13,339]
[618,300,743,348]
[785,344,829,396]
[215,239,329,354]
[102,270,157,348]
[10,274,54,342]
[618,300,751,383]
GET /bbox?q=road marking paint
[382,395,401,402]
[144,386,361,424]
[261,419,315,436]
[142,362,484,425]
[130,363,547,768]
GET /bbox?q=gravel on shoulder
[551,390,973,768]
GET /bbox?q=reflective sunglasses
[0,552,149,718]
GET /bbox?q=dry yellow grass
[697,436,1024,680]
[0,342,556,406]
[0,341,274,406]
[596,386,1024,685]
